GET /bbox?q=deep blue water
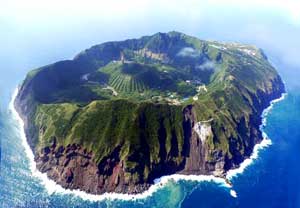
[0,62,299,208]
[1,7,300,206]
[182,91,300,208]
[0,73,300,208]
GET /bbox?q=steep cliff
[15,31,285,194]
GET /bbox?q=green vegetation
[18,31,284,183]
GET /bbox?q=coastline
[9,87,287,201]
[226,92,287,179]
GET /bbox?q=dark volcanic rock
[14,32,286,195]
[34,143,151,194]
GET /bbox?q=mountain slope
[15,31,285,194]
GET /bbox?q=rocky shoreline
[13,31,286,195]
[14,77,285,195]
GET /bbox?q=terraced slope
[101,62,162,92]
[15,31,285,194]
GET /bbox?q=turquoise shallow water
[0,95,230,207]
[0,70,298,208]
[0,15,299,206]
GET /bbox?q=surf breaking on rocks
[9,87,286,201]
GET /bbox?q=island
[15,31,285,194]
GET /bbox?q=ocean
[0,73,300,207]
[1,10,300,206]
[0,57,299,208]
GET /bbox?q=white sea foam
[226,92,287,180]
[9,87,231,202]
[230,190,237,198]
[9,87,287,201]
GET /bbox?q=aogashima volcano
[15,31,285,194]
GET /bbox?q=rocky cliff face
[180,105,210,175]
[36,141,151,194]
[180,77,285,177]
[14,32,285,195]
[16,76,284,195]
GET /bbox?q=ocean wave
[226,93,287,180]
[8,87,287,201]
[230,190,237,198]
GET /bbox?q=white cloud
[196,61,215,70]
[177,47,199,57]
